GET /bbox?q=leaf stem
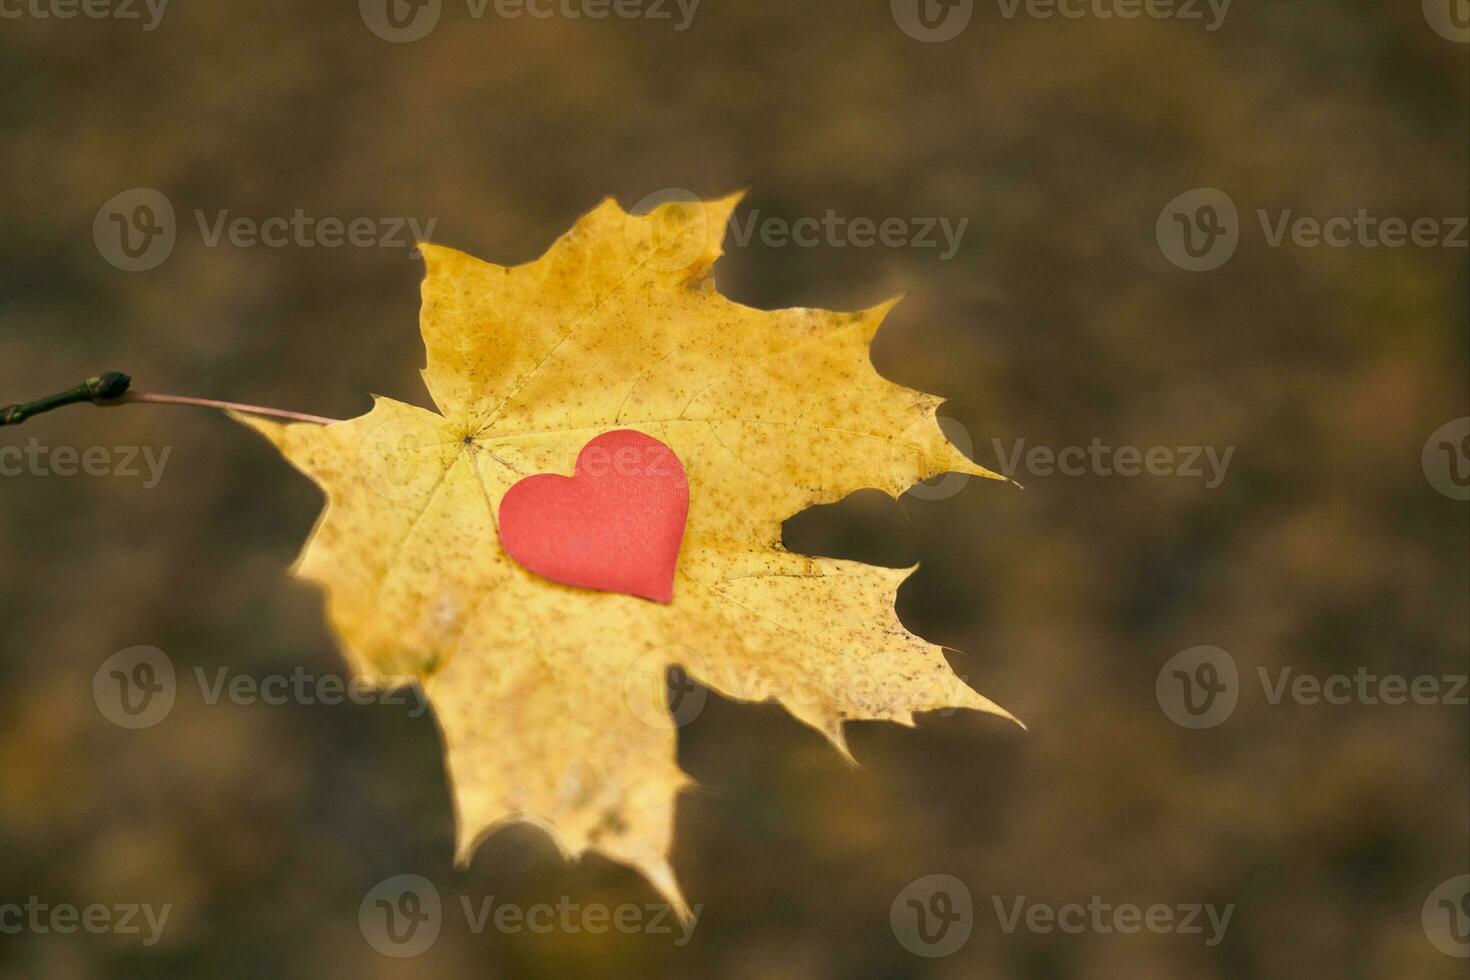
[110,392,341,426]
[0,373,340,428]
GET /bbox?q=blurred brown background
[1,0,1466,977]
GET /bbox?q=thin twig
[0,373,340,428]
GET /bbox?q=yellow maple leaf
[240,193,1015,911]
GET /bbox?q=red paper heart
[497,430,690,603]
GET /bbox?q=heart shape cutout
[497,430,690,602]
